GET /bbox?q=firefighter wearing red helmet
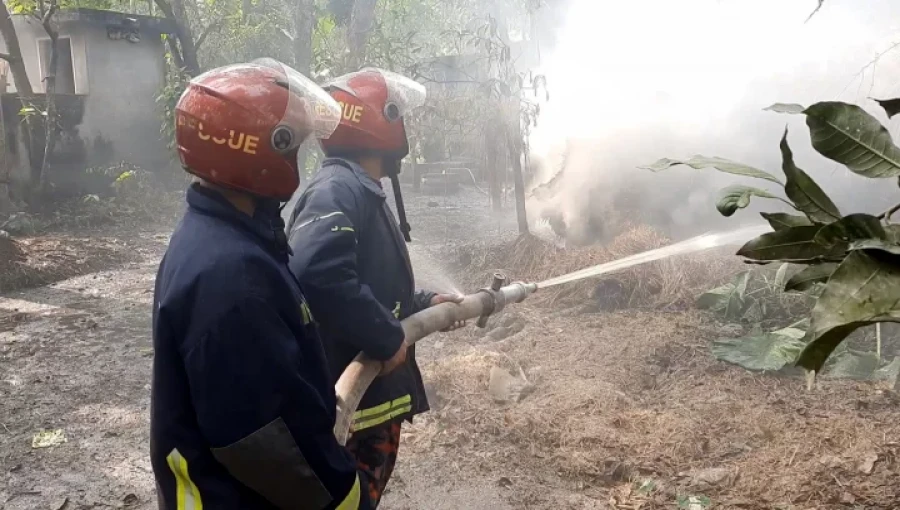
[286,68,464,507]
[151,58,372,509]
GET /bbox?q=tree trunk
[347,0,376,67]
[0,4,34,98]
[0,0,38,203]
[506,121,529,234]
[37,1,59,192]
[485,120,501,211]
[292,0,315,73]
[154,0,200,75]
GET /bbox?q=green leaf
[737,226,845,263]
[760,212,813,231]
[804,101,900,178]
[780,130,842,223]
[813,213,887,248]
[711,326,807,372]
[696,271,751,320]
[824,350,899,383]
[850,238,900,256]
[784,263,838,292]
[640,156,783,184]
[715,185,780,217]
[796,250,900,371]
[765,103,806,114]
[872,97,900,119]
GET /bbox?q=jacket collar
[186,183,291,260]
[323,157,386,199]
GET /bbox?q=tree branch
[194,21,222,51]
[878,202,900,223]
[805,0,824,23]
[41,3,59,36]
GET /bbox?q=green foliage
[715,185,779,217]
[712,324,807,372]
[696,271,751,320]
[641,155,783,184]
[646,97,900,374]
[697,266,803,324]
[156,55,189,152]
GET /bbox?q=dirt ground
[2,186,899,509]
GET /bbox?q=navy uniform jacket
[286,158,433,433]
[151,183,369,510]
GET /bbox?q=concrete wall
[0,15,169,184]
[77,23,169,171]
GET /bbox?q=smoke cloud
[529,0,900,244]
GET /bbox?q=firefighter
[285,68,463,506]
[151,58,371,510]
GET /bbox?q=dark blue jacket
[151,184,368,510]
[286,159,433,432]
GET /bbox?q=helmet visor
[252,58,341,141]
[327,68,426,119]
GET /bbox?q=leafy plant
[646,99,900,375]
[697,265,804,323]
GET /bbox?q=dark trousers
[345,421,402,507]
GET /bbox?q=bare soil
[1,185,898,509]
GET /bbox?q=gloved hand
[430,293,466,332]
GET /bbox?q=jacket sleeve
[183,296,370,510]
[411,289,437,315]
[287,181,405,362]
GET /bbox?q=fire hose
[333,273,538,444]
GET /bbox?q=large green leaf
[760,212,813,231]
[640,156,783,184]
[813,213,887,248]
[851,238,900,256]
[736,226,845,263]
[796,250,900,371]
[696,271,751,320]
[711,325,807,372]
[804,102,900,178]
[872,97,900,119]
[715,185,780,217]
[784,263,837,292]
[780,131,842,223]
[824,350,900,385]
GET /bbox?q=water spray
[333,224,769,443]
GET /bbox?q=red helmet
[320,68,426,159]
[175,59,340,201]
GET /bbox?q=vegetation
[647,98,900,380]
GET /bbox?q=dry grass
[414,309,900,509]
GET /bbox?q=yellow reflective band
[300,302,313,325]
[330,225,355,233]
[353,405,412,431]
[335,474,362,510]
[392,302,401,319]
[166,448,203,510]
[351,394,412,431]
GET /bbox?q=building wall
[77,23,169,171]
[0,15,169,188]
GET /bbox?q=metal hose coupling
[475,273,538,328]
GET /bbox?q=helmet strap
[385,156,411,243]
